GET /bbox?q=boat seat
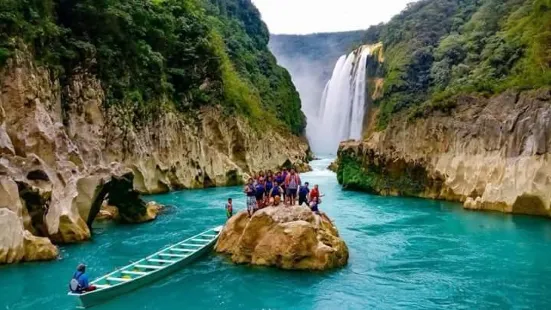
[189,239,209,243]
[122,270,148,276]
[107,277,131,282]
[194,238,213,242]
[94,284,110,289]
[135,264,163,270]
[179,243,203,247]
[171,248,195,252]
[159,253,187,258]
[148,258,175,264]
[202,234,217,238]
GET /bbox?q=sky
[251,0,416,34]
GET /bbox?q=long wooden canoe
[68,226,223,308]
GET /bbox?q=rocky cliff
[337,89,551,217]
[0,51,310,263]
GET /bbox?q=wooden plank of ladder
[122,270,148,276]
[159,253,186,258]
[107,277,131,282]
[148,258,175,264]
[135,264,163,270]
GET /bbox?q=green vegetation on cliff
[0,0,305,134]
[337,150,429,196]
[364,0,551,128]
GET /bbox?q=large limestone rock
[0,209,58,264]
[338,89,551,218]
[215,206,348,270]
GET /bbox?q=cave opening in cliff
[86,173,149,228]
[16,182,50,237]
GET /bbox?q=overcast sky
[251,0,415,34]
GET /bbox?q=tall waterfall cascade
[307,45,372,155]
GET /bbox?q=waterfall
[307,46,372,155]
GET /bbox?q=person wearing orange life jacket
[284,168,301,206]
[309,184,324,205]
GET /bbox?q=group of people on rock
[225,167,323,219]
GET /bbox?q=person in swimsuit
[225,198,233,219]
[244,178,256,217]
[284,168,301,206]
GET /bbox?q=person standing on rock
[310,197,321,215]
[281,168,289,202]
[269,181,283,204]
[298,182,310,206]
[265,176,274,195]
[309,184,324,205]
[285,168,301,206]
[255,177,266,209]
[244,178,256,217]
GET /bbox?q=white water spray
[307,46,372,155]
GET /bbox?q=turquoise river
[2,158,551,309]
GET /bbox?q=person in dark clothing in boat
[244,178,256,217]
[226,198,233,219]
[298,182,310,206]
[69,264,96,293]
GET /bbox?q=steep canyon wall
[337,89,551,217]
[0,51,310,263]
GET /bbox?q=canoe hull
[70,226,222,309]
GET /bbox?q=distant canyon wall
[337,89,551,218]
[0,50,310,263]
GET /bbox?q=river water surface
[2,158,551,309]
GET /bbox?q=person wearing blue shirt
[69,264,96,293]
[298,182,310,206]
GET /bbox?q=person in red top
[284,168,301,206]
[309,184,323,204]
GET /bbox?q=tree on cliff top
[358,0,550,129]
[0,0,306,134]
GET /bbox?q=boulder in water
[215,205,348,270]
[0,208,58,264]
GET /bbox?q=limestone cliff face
[337,89,551,217]
[0,50,310,260]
